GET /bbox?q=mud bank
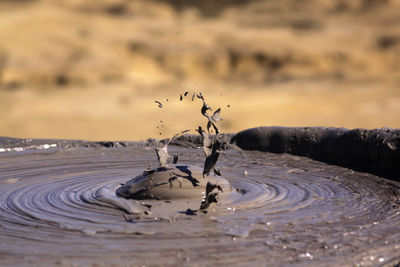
[231,127,400,181]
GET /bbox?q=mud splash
[111,93,231,215]
[1,141,400,265]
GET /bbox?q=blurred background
[0,0,399,141]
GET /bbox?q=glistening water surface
[0,144,400,266]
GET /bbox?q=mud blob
[116,165,230,200]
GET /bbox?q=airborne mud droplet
[155,101,163,108]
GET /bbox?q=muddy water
[1,144,400,266]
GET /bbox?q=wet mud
[1,136,400,266]
[232,127,400,181]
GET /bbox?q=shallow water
[0,144,400,266]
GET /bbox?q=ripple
[0,146,399,265]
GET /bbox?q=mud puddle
[0,143,400,266]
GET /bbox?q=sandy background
[0,0,399,141]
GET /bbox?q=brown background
[0,0,399,141]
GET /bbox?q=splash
[154,129,190,167]
[116,92,230,212]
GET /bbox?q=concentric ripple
[0,145,400,266]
